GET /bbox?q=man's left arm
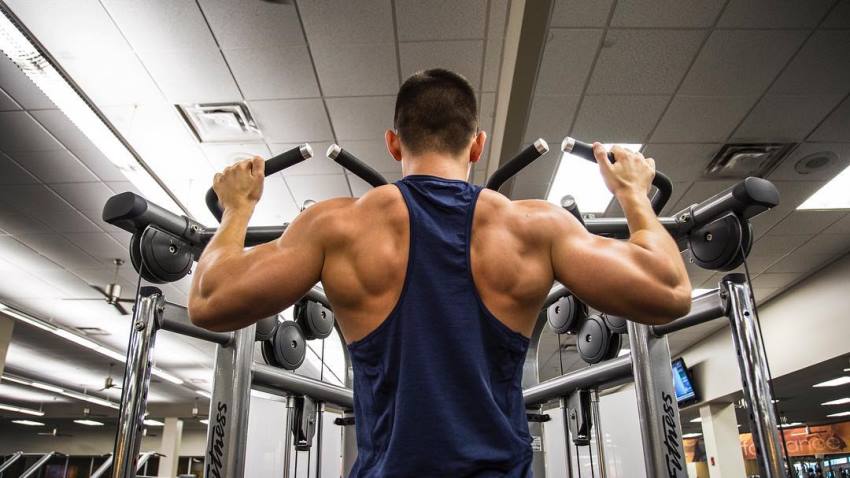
[187,157,329,332]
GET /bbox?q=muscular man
[189,69,691,477]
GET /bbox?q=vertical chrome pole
[284,395,295,478]
[627,322,687,477]
[112,287,162,478]
[723,274,786,478]
[560,398,574,478]
[204,325,254,478]
[590,390,607,478]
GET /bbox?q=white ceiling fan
[66,259,135,315]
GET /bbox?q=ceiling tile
[487,0,510,38]
[795,233,850,257]
[748,180,826,236]
[480,93,496,139]
[770,30,850,96]
[0,55,56,111]
[137,48,241,103]
[610,0,725,27]
[15,234,103,271]
[572,95,669,143]
[752,234,811,256]
[396,0,486,41]
[326,96,395,141]
[767,210,846,235]
[642,143,721,183]
[102,0,217,52]
[0,185,101,233]
[717,0,835,28]
[200,143,271,172]
[651,96,756,143]
[28,110,125,182]
[523,95,580,144]
[671,179,738,212]
[588,30,704,95]
[823,0,850,27]
[732,95,844,142]
[550,0,614,27]
[0,153,36,185]
[509,147,562,200]
[64,232,131,266]
[823,214,850,234]
[197,0,303,49]
[311,42,399,96]
[809,96,850,142]
[269,142,343,176]
[12,150,100,184]
[737,255,781,275]
[298,0,394,45]
[340,139,401,174]
[0,111,64,153]
[223,46,319,100]
[536,29,604,96]
[350,173,402,197]
[286,174,351,205]
[57,51,163,107]
[751,272,799,289]
[251,176,300,225]
[679,30,808,97]
[0,89,20,112]
[49,182,117,213]
[660,181,692,216]
[249,99,333,143]
[482,38,504,92]
[769,143,850,182]
[0,236,61,271]
[399,41,484,90]
[0,209,52,235]
[765,253,836,274]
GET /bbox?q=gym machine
[0,451,66,477]
[102,137,785,477]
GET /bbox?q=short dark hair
[393,69,478,155]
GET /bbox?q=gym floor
[0,1,848,478]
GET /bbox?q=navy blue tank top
[347,175,533,477]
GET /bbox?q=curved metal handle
[484,139,550,191]
[326,144,389,188]
[205,144,313,222]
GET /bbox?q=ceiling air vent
[704,143,795,179]
[178,102,262,143]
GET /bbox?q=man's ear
[386,129,403,162]
[469,130,487,164]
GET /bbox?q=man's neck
[402,152,470,181]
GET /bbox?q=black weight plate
[297,301,334,340]
[131,228,193,283]
[547,296,585,335]
[261,339,280,367]
[255,315,279,342]
[604,332,623,361]
[723,220,754,272]
[577,315,611,365]
[688,213,743,271]
[603,314,627,334]
[272,321,306,370]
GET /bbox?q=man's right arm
[546,144,691,325]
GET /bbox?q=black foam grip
[330,147,389,188]
[206,145,310,222]
[485,141,548,191]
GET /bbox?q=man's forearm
[192,206,254,298]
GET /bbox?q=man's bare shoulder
[298,185,405,239]
[476,189,572,235]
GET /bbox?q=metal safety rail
[0,451,23,474]
[19,452,63,478]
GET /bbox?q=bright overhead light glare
[199,418,209,425]
[798,164,850,210]
[74,419,104,426]
[779,422,803,428]
[0,403,45,416]
[690,417,702,423]
[0,8,180,213]
[195,390,211,399]
[691,288,715,298]
[823,398,850,406]
[3,373,119,410]
[618,348,630,357]
[813,376,850,388]
[12,419,44,426]
[682,433,702,439]
[548,143,643,214]
[827,411,850,418]
[30,382,64,394]
[143,419,164,427]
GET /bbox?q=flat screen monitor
[672,358,699,406]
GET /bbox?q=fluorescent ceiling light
[0,8,180,213]
[0,403,44,416]
[691,289,714,298]
[74,419,104,426]
[0,302,183,385]
[798,165,850,210]
[813,376,850,388]
[690,417,702,423]
[779,422,803,428]
[195,390,211,399]
[548,143,643,214]
[827,411,850,418]
[682,433,702,439]
[12,419,44,426]
[199,418,209,425]
[823,398,850,406]
[143,419,164,427]
[3,374,118,410]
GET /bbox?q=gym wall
[0,427,206,456]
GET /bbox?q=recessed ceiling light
[827,411,850,418]
[73,419,104,426]
[548,143,643,214]
[690,417,702,423]
[0,403,44,416]
[798,164,850,210]
[143,419,164,427]
[822,398,850,406]
[813,376,850,388]
[11,419,44,426]
[682,433,702,439]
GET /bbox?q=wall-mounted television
[672,358,699,407]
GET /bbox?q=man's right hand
[592,142,656,198]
